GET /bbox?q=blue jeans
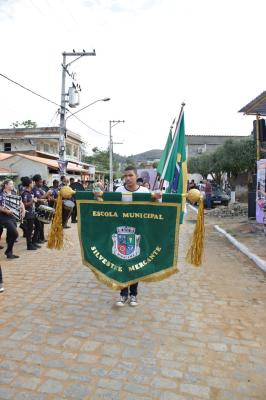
[205,193,212,209]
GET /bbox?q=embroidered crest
[112,226,141,260]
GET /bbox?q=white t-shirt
[115,185,150,202]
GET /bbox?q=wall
[0,156,48,183]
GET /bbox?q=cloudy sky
[0,0,265,156]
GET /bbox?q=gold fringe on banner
[47,186,76,250]
[186,194,205,266]
[47,191,64,250]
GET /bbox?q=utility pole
[59,50,96,175]
[109,120,124,191]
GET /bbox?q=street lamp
[109,120,125,191]
[59,97,110,175]
[66,97,111,121]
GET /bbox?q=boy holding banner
[115,166,150,306]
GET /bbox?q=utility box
[68,86,80,108]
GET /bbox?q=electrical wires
[0,72,108,137]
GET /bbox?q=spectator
[204,179,212,209]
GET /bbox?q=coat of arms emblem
[112,226,141,260]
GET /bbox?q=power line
[0,72,62,109]
[70,114,108,136]
[0,72,107,137]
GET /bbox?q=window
[4,143,11,151]
[73,145,78,158]
[43,143,50,153]
[66,143,72,155]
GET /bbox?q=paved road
[0,211,266,400]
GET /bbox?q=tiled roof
[8,153,89,173]
[0,153,13,161]
[0,167,17,175]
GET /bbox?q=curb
[187,204,266,274]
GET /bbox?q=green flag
[157,126,173,176]
[161,108,187,193]
[160,108,187,221]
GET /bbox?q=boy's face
[123,170,137,187]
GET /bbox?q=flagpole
[160,102,185,181]
[152,118,175,190]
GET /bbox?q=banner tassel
[186,195,204,266]
[47,191,64,250]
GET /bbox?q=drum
[36,205,55,224]
[63,200,75,210]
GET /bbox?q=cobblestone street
[0,210,266,400]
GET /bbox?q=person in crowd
[189,179,197,190]
[18,177,26,195]
[59,175,70,188]
[42,179,49,192]
[143,181,151,190]
[0,266,4,292]
[59,175,73,228]
[136,177,144,186]
[32,174,47,244]
[69,177,84,223]
[47,179,59,208]
[115,166,152,307]
[204,179,212,209]
[0,179,23,258]
[21,177,39,250]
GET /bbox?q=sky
[0,0,265,156]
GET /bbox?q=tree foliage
[82,147,120,177]
[11,120,37,128]
[188,139,256,186]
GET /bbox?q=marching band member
[21,177,38,250]
[32,174,47,245]
[0,180,23,259]
[59,176,73,228]
[47,179,59,208]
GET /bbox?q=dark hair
[137,177,144,184]
[60,175,66,182]
[22,177,32,187]
[53,179,59,185]
[33,174,42,183]
[124,166,137,175]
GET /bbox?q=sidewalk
[205,209,266,263]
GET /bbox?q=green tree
[82,147,119,177]
[11,120,38,128]
[219,139,256,188]
[188,138,256,187]
[125,156,136,167]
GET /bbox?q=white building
[0,126,83,162]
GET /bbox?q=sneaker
[129,295,138,307]
[116,296,128,306]
[0,285,4,293]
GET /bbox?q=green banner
[76,192,182,290]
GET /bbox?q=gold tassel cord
[47,191,64,250]
[186,195,205,266]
